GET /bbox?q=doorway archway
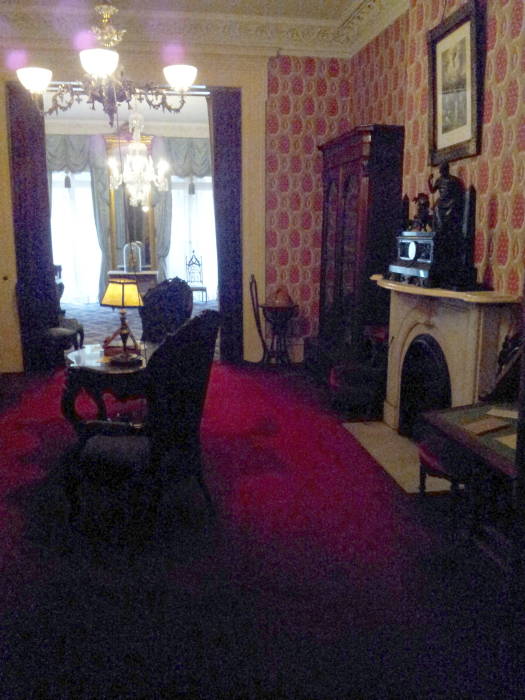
[7,82,244,367]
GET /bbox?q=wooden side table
[61,343,157,431]
[260,304,298,365]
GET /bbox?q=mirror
[105,130,157,272]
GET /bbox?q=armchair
[16,279,79,371]
[67,310,221,538]
[139,276,193,343]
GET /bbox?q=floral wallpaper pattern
[265,14,408,342]
[404,0,525,296]
[265,0,524,354]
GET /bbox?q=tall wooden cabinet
[305,124,405,383]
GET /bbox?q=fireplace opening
[398,334,451,438]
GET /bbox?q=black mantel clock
[389,229,436,287]
[389,165,478,291]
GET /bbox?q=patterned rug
[62,299,218,347]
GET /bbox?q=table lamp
[100,278,143,365]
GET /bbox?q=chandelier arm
[15,2,198,128]
[44,85,76,115]
[142,89,186,114]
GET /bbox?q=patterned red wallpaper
[404,0,524,296]
[265,13,408,342]
[265,0,524,353]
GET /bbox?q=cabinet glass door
[320,178,339,313]
[341,171,359,294]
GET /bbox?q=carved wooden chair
[139,276,193,342]
[418,333,523,530]
[66,310,222,539]
[249,274,269,363]
[54,264,85,349]
[418,437,471,497]
[16,279,79,370]
[186,251,208,303]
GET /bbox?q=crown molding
[2,0,409,58]
[336,0,409,55]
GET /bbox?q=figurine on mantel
[389,160,477,290]
[428,161,464,240]
[409,192,433,232]
[428,160,477,290]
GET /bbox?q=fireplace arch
[375,278,519,432]
[398,334,451,437]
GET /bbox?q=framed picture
[427,0,483,166]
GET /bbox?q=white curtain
[167,176,218,301]
[50,171,102,303]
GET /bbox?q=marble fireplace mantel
[371,275,521,431]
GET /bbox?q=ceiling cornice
[335,0,409,55]
[1,0,409,59]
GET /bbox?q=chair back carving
[249,274,268,359]
[139,276,193,342]
[186,251,204,285]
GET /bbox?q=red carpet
[0,363,521,697]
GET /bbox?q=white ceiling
[1,0,408,58]
[5,0,408,134]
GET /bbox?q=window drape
[46,134,110,300]
[151,187,172,282]
[207,88,243,363]
[89,137,112,300]
[167,176,218,300]
[151,136,212,280]
[50,172,102,303]
[45,134,91,171]
[162,137,212,177]
[7,82,57,371]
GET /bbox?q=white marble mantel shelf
[371,274,521,305]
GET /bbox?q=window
[167,176,218,301]
[50,171,101,303]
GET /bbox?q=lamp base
[109,352,143,367]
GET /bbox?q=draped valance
[45,134,108,171]
[46,134,212,177]
[151,137,212,177]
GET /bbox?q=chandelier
[15,0,198,127]
[108,111,170,210]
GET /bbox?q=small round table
[260,303,298,365]
[61,343,157,432]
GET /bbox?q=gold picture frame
[427,0,483,166]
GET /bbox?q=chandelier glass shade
[79,48,119,79]
[15,1,198,126]
[16,67,53,94]
[163,64,198,93]
[108,112,170,209]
